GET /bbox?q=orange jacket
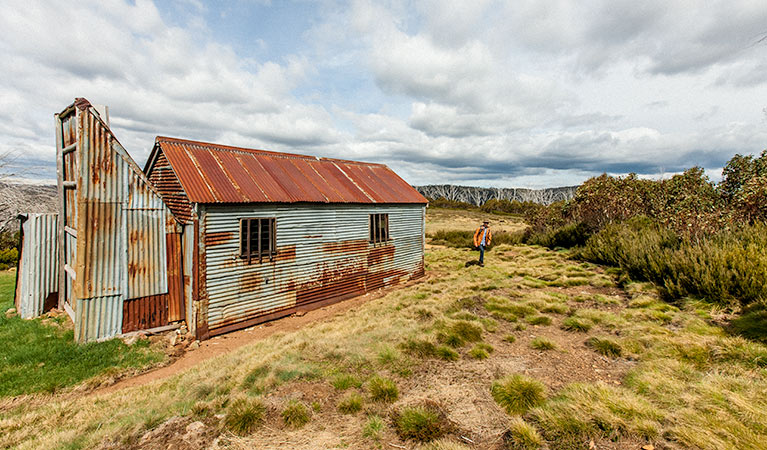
[473,226,492,247]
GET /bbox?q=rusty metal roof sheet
[154,137,428,205]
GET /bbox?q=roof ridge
[155,136,386,167]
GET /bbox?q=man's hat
[483,220,490,224]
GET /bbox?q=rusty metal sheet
[56,98,179,342]
[149,137,427,205]
[15,214,59,319]
[237,152,294,202]
[122,293,168,333]
[333,163,387,203]
[213,151,269,202]
[201,203,425,334]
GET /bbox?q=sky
[1,0,766,188]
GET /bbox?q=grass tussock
[368,376,399,403]
[586,337,623,357]
[525,315,552,326]
[531,382,663,445]
[505,417,544,449]
[561,317,592,333]
[281,400,310,428]
[337,392,364,414]
[363,415,386,440]
[491,374,547,415]
[468,343,494,360]
[332,373,363,390]
[530,337,557,351]
[394,404,451,442]
[224,398,266,435]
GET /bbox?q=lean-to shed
[54,99,184,342]
[144,137,428,340]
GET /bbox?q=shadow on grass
[727,304,767,343]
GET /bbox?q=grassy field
[0,271,166,397]
[1,210,765,449]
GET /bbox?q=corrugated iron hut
[144,137,428,340]
[54,99,184,342]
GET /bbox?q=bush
[0,248,18,266]
[337,392,363,414]
[224,398,266,435]
[368,376,399,402]
[428,230,522,249]
[580,219,767,306]
[281,400,310,428]
[394,404,450,442]
[491,374,547,415]
[428,197,477,210]
[524,222,592,249]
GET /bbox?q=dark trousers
[479,245,485,264]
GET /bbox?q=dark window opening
[369,213,389,244]
[240,218,276,263]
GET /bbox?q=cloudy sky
[1,0,766,188]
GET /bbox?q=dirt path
[98,295,375,395]
[98,276,428,395]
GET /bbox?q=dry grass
[1,213,766,449]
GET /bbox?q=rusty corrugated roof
[154,137,428,204]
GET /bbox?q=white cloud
[0,0,765,188]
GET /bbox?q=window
[369,213,389,244]
[240,218,276,263]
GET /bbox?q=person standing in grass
[473,220,492,266]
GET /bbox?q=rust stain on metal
[148,136,428,205]
[274,244,296,262]
[122,293,169,333]
[322,239,368,254]
[204,231,233,247]
[367,244,395,266]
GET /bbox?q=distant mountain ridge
[0,183,58,231]
[414,184,578,206]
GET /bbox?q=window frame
[239,217,277,264]
[369,213,390,244]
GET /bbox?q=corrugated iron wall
[62,103,179,342]
[15,214,59,319]
[202,203,425,334]
[146,149,194,223]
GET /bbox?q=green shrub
[586,337,622,357]
[0,248,18,266]
[525,222,592,249]
[281,400,310,428]
[561,317,592,333]
[506,417,543,449]
[224,398,266,435]
[394,405,450,442]
[530,337,556,351]
[368,376,398,402]
[337,392,363,414]
[491,374,547,415]
[504,335,517,343]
